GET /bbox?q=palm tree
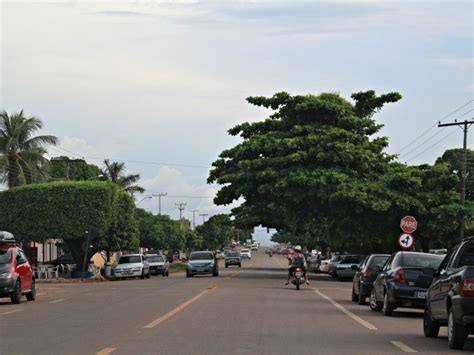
[101,159,145,195]
[0,110,58,188]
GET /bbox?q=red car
[0,232,35,304]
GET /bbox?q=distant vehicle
[328,255,365,279]
[282,248,293,257]
[351,254,390,305]
[225,251,242,268]
[186,251,219,277]
[424,237,474,350]
[308,255,326,273]
[251,243,259,251]
[319,258,332,273]
[370,251,443,316]
[240,249,252,259]
[146,254,169,276]
[0,232,36,304]
[115,254,150,280]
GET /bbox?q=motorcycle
[269,251,273,258]
[291,267,304,290]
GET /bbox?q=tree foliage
[49,156,102,181]
[0,181,138,269]
[101,159,145,195]
[195,214,234,250]
[209,91,465,253]
[0,110,58,187]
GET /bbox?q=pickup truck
[424,237,474,350]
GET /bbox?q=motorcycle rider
[285,246,309,285]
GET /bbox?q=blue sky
[1,1,473,237]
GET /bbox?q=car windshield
[371,256,389,268]
[402,253,443,269]
[190,252,213,261]
[118,255,141,264]
[227,252,239,257]
[0,249,12,264]
[241,249,249,253]
[147,256,165,262]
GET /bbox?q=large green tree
[0,110,58,187]
[208,91,406,252]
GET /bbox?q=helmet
[294,245,302,252]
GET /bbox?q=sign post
[399,216,417,250]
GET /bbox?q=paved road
[1,251,472,354]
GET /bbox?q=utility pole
[199,213,208,224]
[438,119,474,241]
[153,192,167,215]
[189,209,199,229]
[175,202,187,220]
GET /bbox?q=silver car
[186,251,219,277]
[146,254,169,276]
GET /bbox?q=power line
[397,100,473,155]
[47,145,211,170]
[400,107,474,159]
[405,128,459,163]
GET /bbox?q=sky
[0,1,473,243]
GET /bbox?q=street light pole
[137,196,153,206]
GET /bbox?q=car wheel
[186,273,193,278]
[213,271,219,277]
[10,281,22,304]
[369,289,382,311]
[382,291,394,316]
[162,272,166,277]
[239,264,241,268]
[140,270,145,279]
[225,264,228,268]
[448,307,467,349]
[351,286,358,302]
[146,270,151,279]
[166,270,169,277]
[423,307,440,338]
[26,279,36,301]
[121,277,126,280]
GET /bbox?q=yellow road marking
[143,286,217,329]
[314,288,377,330]
[96,347,117,355]
[1,309,21,315]
[391,341,417,353]
[49,298,65,304]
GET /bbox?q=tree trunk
[65,239,97,273]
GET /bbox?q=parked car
[319,258,331,273]
[251,243,259,251]
[424,237,474,349]
[0,231,36,304]
[351,254,390,305]
[370,251,444,316]
[240,249,252,259]
[115,254,150,280]
[225,251,242,268]
[186,251,219,277]
[328,255,364,279]
[146,254,169,276]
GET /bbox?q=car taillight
[363,269,373,278]
[295,267,302,272]
[461,278,474,297]
[394,268,406,284]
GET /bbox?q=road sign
[400,216,417,234]
[398,233,415,249]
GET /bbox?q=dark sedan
[352,254,390,305]
[370,251,444,316]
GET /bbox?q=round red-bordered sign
[398,233,415,249]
